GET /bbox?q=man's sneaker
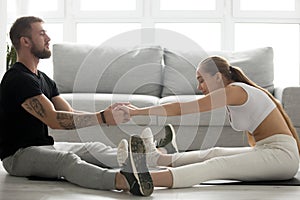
[156,124,179,154]
[140,127,161,167]
[119,135,154,196]
[117,139,128,167]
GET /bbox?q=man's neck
[17,54,39,74]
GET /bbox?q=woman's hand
[102,102,133,125]
[115,103,139,117]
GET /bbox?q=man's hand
[102,103,131,125]
[115,103,139,117]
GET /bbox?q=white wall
[0,0,7,79]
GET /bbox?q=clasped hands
[101,102,138,125]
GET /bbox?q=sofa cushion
[53,43,163,97]
[279,87,300,127]
[162,47,274,97]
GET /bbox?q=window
[38,23,63,78]
[76,0,140,18]
[7,0,63,18]
[239,0,295,11]
[2,0,300,85]
[233,0,300,18]
[160,0,216,10]
[7,0,15,13]
[77,23,140,44]
[156,23,221,51]
[153,0,222,18]
[235,23,299,86]
[26,0,58,12]
[233,0,300,85]
[80,0,136,11]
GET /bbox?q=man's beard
[31,43,51,59]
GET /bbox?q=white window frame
[2,0,300,84]
[232,0,300,85]
[73,0,143,19]
[233,0,300,19]
[7,0,64,21]
[152,0,224,19]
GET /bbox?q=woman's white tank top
[226,82,276,134]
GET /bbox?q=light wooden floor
[1,162,300,200]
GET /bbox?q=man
[0,16,154,196]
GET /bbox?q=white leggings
[169,134,299,188]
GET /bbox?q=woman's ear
[214,72,223,83]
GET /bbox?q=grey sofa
[49,43,300,151]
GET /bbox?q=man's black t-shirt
[0,62,59,160]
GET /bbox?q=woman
[117,56,300,189]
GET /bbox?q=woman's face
[196,68,221,95]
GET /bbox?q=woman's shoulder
[228,82,258,93]
[229,82,249,87]
[227,82,249,92]
[226,82,249,106]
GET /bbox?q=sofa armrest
[274,86,300,127]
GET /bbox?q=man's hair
[9,16,44,50]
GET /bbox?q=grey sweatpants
[2,142,119,190]
[170,134,299,188]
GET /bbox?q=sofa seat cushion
[60,93,160,125]
[158,95,230,126]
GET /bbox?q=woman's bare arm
[130,85,247,116]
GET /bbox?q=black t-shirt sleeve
[50,78,60,98]
[13,73,43,105]
[39,71,60,98]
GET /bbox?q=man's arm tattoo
[56,113,75,129]
[29,98,46,118]
[23,102,33,112]
[56,113,97,130]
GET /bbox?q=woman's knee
[205,147,224,158]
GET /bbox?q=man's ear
[20,37,31,48]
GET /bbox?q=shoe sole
[117,139,128,166]
[129,135,154,196]
[165,124,179,153]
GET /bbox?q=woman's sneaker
[156,124,179,154]
[118,135,154,196]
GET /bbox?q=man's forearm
[22,95,105,130]
[56,111,102,130]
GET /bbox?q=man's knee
[61,152,82,164]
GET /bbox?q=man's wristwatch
[100,110,107,124]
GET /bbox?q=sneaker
[119,135,154,196]
[117,139,128,167]
[140,127,161,167]
[156,124,179,154]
